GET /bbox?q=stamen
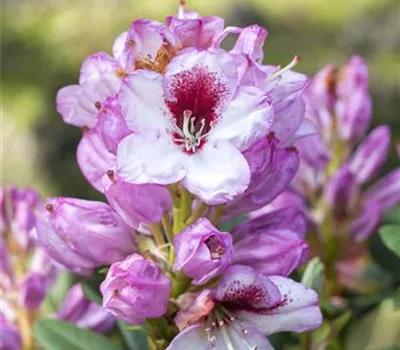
[268,55,301,80]
[45,203,54,212]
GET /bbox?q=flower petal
[112,31,129,69]
[79,52,119,84]
[216,265,281,309]
[182,141,250,205]
[167,324,274,350]
[117,132,187,185]
[236,276,322,335]
[119,70,170,132]
[230,25,268,62]
[165,48,238,112]
[77,129,116,193]
[210,85,274,151]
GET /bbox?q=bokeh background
[2,0,399,199]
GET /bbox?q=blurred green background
[2,0,399,199]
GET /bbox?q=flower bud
[173,218,233,285]
[233,229,309,276]
[43,198,136,265]
[228,136,299,215]
[324,165,358,218]
[58,284,115,333]
[100,254,171,324]
[337,56,369,98]
[365,168,400,210]
[351,200,382,242]
[0,238,14,290]
[0,314,21,350]
[8,186,40,250]
[233,206,307,241]
[349,126,391,184]
[105,174,172,228]
[19,273,48,310]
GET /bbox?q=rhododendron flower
[168,265,322,350]
[117,48,273,204]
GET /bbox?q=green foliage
[345,299,400,349]
[379,225,400,258]
[117,321,148,350]
[34,319,120,350]
[301,257,325,293]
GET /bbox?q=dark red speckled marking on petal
[165,65,229,134]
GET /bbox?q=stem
[300,332,311,350]
[171,271,191,298]
[151,223,165,246]
[185,202,208,225]
[172,206,184,234]
[211,205,224,226]
[180,187,192,223]
[161,214,174,244]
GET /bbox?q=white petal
[112,31,129,69]
[166,324,274,350]
[182,141,250,205]
[236,276,322,335]
[117,132,187,185]
[119,70,170,132]
[210,85,274,150]
[79,52,120,84]
[165,48,238,110]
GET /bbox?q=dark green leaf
[383,206,400,225]
[34,319,120,350]
[379,225,400,257]
[117,321,148,350]
[81,280,102,305]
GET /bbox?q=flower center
[171,109,213,153]
[204,234,225,259]
[166,65,229,154]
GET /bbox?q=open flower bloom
[168,265,322,350]
[117,48,274,204]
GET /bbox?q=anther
[45,203,54,212]
[106,170,116,182]
[94,101,102,110]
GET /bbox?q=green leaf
[117,321,148,350]
[379,225,400,257]
[81,280,102,305]
[301,257,324,293]
[383,206,400,224]
[345,299,400,350]
[34,319,120,350]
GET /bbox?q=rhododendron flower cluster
[273,56,400,294]
[31,2,326,349]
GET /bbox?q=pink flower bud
[173,218,233,285]
[349,126,391,184]
[324,165,358,218]
[19,273,48,310]
[365,168,400,210]
[100,254,171,324]
[0,314,21,350]
[36,198,136,274]
[105,174,172,228]
[58,284,115,333]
